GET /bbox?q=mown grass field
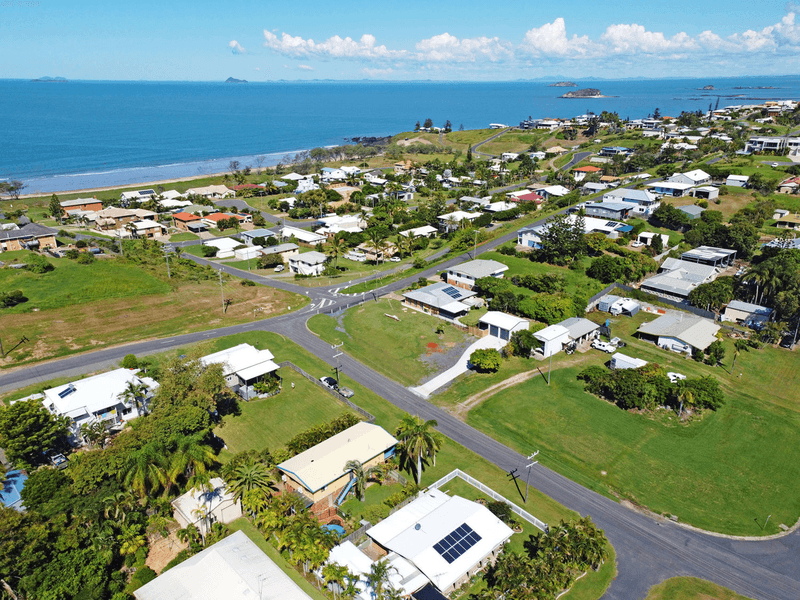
[456,309,800,536]
[308,299,475,387]
[214,369,357,461]
[479,131,547,155]
[0,251,304,367]
[644,577,753,600]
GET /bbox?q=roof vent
[414,523,421,531]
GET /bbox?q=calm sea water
[2,76,800,194]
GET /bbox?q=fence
[340,521,372,545]
[586,282,715,320]
[426,469,548,532]
[277,361,376,423]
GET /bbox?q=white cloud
[362,67,395,78]
[263,30,402,60]
[520,18,599,57]
[415,33,513,62]
[228,40,246,55]
[297,64,314,71]
[600,24,698,54]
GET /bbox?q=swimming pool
[322,523,346,536]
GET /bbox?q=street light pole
[524,451,539,503]
[473,230,478,259]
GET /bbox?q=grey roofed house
[0,223,58,242]
[240,228,276,245]
[639,259,718,300]
[558,317,601,341]
[681,246,737,267]
[448,259,509,280]
[602,188,658,204]
[637,314,721,351]
[261,242,299,256]
[293,250,326,265]
[403,282,477,314]
[677,205,705,219]
[659,258,718,281]
[134,530,312,600]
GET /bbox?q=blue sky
[2,0,800,80]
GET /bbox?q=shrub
[64,249,80,259]
[76,252,95,264]
[125,567,157,593]
[413,256,425,269]
[0,290,27,308]
[470,348,502,372]
[240,279,256,286]
[201,245,218,258]
[75,239,88,248]
[121,354,139,369]
[258,254,282,269]
[486,500,515,524]
[25,254,54,273]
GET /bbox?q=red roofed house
[572,165,602,182]
[173,212,202,232]
[513,191,544,206]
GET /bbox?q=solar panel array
[432,523,482,564]
[441,286,462,299]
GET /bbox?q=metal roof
[637,314,721,350]
[558,317,601,340]
[403,282,477,310]
[448,259,509,279]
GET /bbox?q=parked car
[667,372,686,383]
[591,339,614,353]
[338,387,355,399]
[274,264,285,272]
[319,376,338,390]
[630,241,644,248]
[390,256,401,262]
[48,452,68,469]
[771,162,779,167]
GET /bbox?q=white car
[389,256,401,262]
[771,162,779,167]
[631,241,644,248]
[667,372,687,383]
[274,264,285,272]
[319,376,338,390]
[592,340,615,353]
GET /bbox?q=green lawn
[0,252,170,311]
[458,309,800,536]
[308,299,476,387]
[214,369,358,461]
[227,518,328,600]
[644,577,753,600]
[169,232,199,242]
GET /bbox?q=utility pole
[0,338,4,358]
[218,269,225,312]
[332,342,343,386]
[163,247,171,279]
[547,352,552,385]
[524,451,539,503]
[473,230,478,259]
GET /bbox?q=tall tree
[168,433,216,491]
[48,194,62,222]
[0,400,70,467]
[226,461,276,504]
[343,459,368,502]
[395,415,442,484]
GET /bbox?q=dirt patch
[397,137,434,147]
[146,529,188,574]
[419,336,477,378]
[427,342,440,352]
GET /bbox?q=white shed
[534,324,570,358]
[234,245,263,261]
[478,311,529,342]
[610,353,648,370]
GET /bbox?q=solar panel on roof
[433,523,482,564]
[442,286,461,299]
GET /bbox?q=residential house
[446,259,509,290]
[120,189,157,204]
[402,282,478,320]
[281,172,305,181]
[280,225,326,245]
[582,182,609,195]
[572,165,602,182]
[134,530,313,600]
[95,207,157,230]
[637,232,670,247]
[534,324,571,357]
[41,368,158,445]
[601,188,660,216]
[184,185,234,199]
[583,201,634,221]
[599,146,633,157]
[199,343,280,400]
[171,478,242,536]
[159,199,193,210]
[363,489,514,595]
[722,300,773,327]
[0,223,58,252]
[639,258,719,301]
[517,215,631,249]
[668,169,711,186]
[288,251,327,276]
[277,422,397,521]
[130,219,166,238]
[539,185,571,200]
[437,210,483,232]
[399,225,438,239]
[500,152,519,161]
[636,313,721,354]
[775,213,800,229]
[681,246,736,267]
[559,317,601,345]
[172,211,204,232]
[745,136,788,153]
[60,198,103,216]
[646,181,695,197]
[260,242,299,263]
[315,214,366,237]
[234,246,262,260]
[201,213,245,229]
[240,228,277,246]
[202,237,241,258]
[677,205,706,220]
[478,311,529,341]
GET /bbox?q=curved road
[1,220,799,599]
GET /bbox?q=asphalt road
[560,151,592,171]
[2,212,799,598]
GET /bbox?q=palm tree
[366,559,396,600]
[343,459,368,501]
[322,563,352,600]
[0,470,5,492]
[117,523,146,557]
[367,229,386,263]
[730,338,750,373]
[326,235,346,269]
[395,415,441,485]
[80,421,108,449]
[168,433,216,490]
[120,380,149,416]
[676,383,696,418]
[227,461,276,504]
[103,491,137,524]
[123,443,169,499]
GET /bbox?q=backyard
[308,299,477,387]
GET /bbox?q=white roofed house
[437,210,482,233]
[41,368,159,445]
[288,250,327,276]
[280,225,326,245]
[402,282,478,320]
[534,324,571,358]
[184,184,234,199]
[364,489,514,595]
[277,422,397,521]
[171,477,242,537]
[399,225,438,239]
[637,313,721,355]
[726,174,749,187]
[446,259,509,290]
[601,188,660,216]
[669,169,711,186]
[639,258,719,302]
[540,185,571,200]
[647,180,695,197]
[199,343,281,400]
[130,219,166,239]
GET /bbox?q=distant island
[225,77,247,83]
[549,81,577,87]
[31,76,67,82]
[560,88,604,98]
[734,86,775,90]
[699,85,715,90]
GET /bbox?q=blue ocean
[2,76,800,195]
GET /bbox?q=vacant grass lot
[644,577,753,600]
[459,309,800,536]
[479,132,546,155]
[214,369,357,461]
[169,232,199,242]
[0,252,304,367]
[308,299,475,387]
